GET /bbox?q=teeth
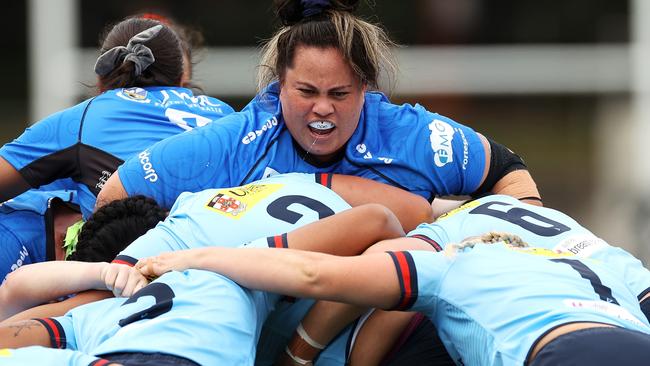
[308,121,335,130]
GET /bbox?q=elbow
[365,204,405,240]
[0,270,27,319]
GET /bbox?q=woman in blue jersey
[0,15,234,218]
[136,202,650,366]
[97,0,541,213]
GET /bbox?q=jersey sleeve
[116,114,244,209]
[416,111,486,196]
[386,250,449,314]
[0,103,85,187]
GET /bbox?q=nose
[312,97,334,117]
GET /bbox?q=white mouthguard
[308,121,335,130]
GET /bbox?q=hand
[100,263,149,297]
[136,250,197,278]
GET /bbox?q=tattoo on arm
[6,320,42,337]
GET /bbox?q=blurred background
[4,0,650,262]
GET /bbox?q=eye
[298,88,316,96]
[330,91,349,99]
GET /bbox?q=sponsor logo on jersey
[262,167,280,179]
[242,117,279,144]
[0,349,11,357]
[96,170,112,190]
[428,120,455,167]
[205,183,283,219]
[553,235,607,257]
[138,150,158,183]
[355,143,394,163]
[5,246,29,283]
[117,87,150,103]
[563,299,648,328]
[507,245,574,258]
[458,127,469,170]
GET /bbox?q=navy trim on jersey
[77,97,96,140]
[408,234,443,252]
[343,156,422,199]
[112,255,138,267]
[387,251,418,311]
[239,134,282,186]
[315,173,333,189]
[33,318,66,349]
[637,287,650,301]
[267,233,289,248]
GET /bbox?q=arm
[0,290,112,325]
[476,134,542,206]
[0,157,31,202]
[330,174,434,231]
[0,261,147,320]
[0,319,51,348]
[95,171,128,210]
[140,246,403,309]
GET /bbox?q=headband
[94,24,163,77]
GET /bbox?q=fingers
[101,263,150,297]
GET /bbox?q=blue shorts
[100,352,199,366]
[530,326,650,366]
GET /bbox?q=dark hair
[258,0,397,92]
[96,17,184,92]
[67,196,167,262]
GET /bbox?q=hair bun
[275,0,359,26]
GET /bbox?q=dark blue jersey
[0,86,234,218]
[0,189,76,283]
[118,82,485,209]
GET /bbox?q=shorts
[381,313,454,366]
[530,326,650,366]
[100,352,200,366]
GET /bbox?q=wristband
[285,346,313,366]
[297,322,326,350]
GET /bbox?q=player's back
[409,194,650,298]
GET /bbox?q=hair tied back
[94,24,164,77]
[301,0,331,17]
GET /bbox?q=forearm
[285,204,405,255]
[0,261,105,320]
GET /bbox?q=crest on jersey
[205,183,284,219]
[207,193,247,216]
[117,87,150,103]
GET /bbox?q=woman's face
[280,46,367,164]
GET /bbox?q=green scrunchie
[63,219,85,260]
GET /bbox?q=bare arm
[0,156,31,202]
[0,261,147,320]
[94,171,128,210]
[140,245,403,309]
[0,319,50,348]
[477,133,542,206]
[0,290,112,325]
[330,174,434,230]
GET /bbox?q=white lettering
[241,117,278,145]
[138,150,159,183]
[429,120,455,168]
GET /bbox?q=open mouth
[308,121,336,136]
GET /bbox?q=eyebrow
[295,81,353,91]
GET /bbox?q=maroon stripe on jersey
[408,234,443,252]
[33,318,66,349]
[267,233,289,248]
[112,255,138,267]
[89,360,112,366]
[387,251,418,310]
[315,173,333,189]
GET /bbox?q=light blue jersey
[114,173,350,264]
[409,194,650,299]
[0,346,103,366]
[112,173,352,364]
[388,247,650,366]
[118,82,486,210]
[35,269,263,365]
[0,86,233,218]
[0,190,77,283]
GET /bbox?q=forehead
[284,45,358,87]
